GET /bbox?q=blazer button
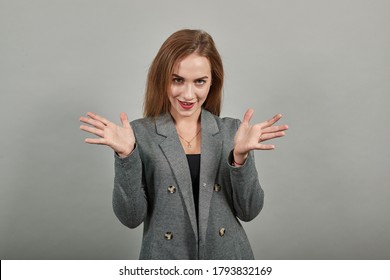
[167,185,176,193]
[164,232,173,240]
[219,228,226,237]
[214,183,221,192]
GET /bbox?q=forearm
[112,147,148,228]
[228,150,264,221]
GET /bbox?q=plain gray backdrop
[1,0,389,259]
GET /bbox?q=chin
[173,106,201,119]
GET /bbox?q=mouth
[178,100,195,110]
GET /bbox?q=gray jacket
[113,108,264,259]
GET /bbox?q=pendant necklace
[177,128,201,148]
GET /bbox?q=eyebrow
[172,74,209,80]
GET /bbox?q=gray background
[1,0,389,259]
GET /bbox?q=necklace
[177,128,201,148]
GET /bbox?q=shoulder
[208,112,241,133]
[220,115,240,128]
[129,117,157,140]
[130,116,154,129]
[130,113,175,140]
[199,109,240,141]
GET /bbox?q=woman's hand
[79,112,135,158]
[233,109,288,164]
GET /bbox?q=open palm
[233,109,288,164]
[79,112,135,157]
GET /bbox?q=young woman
[79,29,288,259]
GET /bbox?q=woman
[79,29,288,259]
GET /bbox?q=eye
[172,77,184,84]
[195,79,206,85]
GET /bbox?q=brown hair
[143,29,224,117]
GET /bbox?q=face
[167,53,212,122]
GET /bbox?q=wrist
[233,159,244,167]
[233,150,248,166]
[117,143,135,158]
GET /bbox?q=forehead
[173,53,211,77]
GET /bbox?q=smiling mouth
[178,100,195,109]
[180,101,193,105]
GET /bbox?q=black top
[186,154,201,220]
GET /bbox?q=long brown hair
[143,29,224,118]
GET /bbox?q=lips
[178,100,195,110]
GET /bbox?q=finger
[259,131,286,142]
[84,138,108,145]
[79,116,92,125]
[242,108,254,124]
[79,116,106,130]
[120,112,130,128]
[80,125,104,138]
[254,143,275,150]
[261,124,289,134]
[87,112,110,126]
[260,114,283,129]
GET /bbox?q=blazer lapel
[198,109,223,243]
[156,113,198,240]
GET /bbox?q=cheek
[198,86,211,100]
[168,85,180,98]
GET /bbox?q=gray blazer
[113,108,264,259]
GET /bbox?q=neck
[171,111,201,142]
[170,109,202,154]
[170,108,202,127]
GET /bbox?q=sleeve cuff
[114,144,139,167]
[228,149,248,168]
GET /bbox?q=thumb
[242,108,254,124]
[120,112,130,127]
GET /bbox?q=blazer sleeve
[112,146,148,228]
[228,119,264,222]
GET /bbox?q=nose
[182,83,195,101]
